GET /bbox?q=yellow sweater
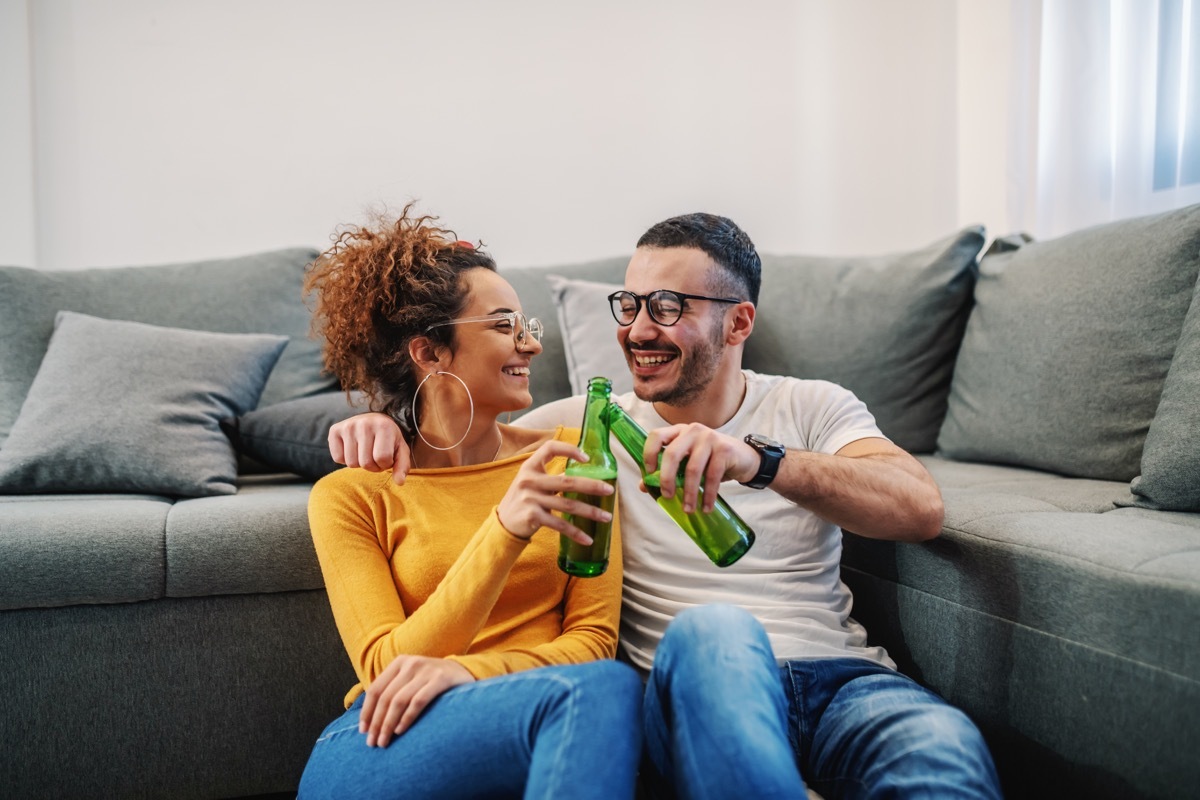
[308,426,623,707]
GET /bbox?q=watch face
[747,434,784,451]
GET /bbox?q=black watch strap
[740,434,786,490]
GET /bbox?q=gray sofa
[1,205,1197,799]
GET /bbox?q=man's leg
[642,604,806,799]
[786,659,1001,800]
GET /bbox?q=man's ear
[409,336,443,371]
[726,301,755,346]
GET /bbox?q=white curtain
[1010,0,1200,239]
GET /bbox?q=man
[328,214,1001,798]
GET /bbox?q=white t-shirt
[518,370,895,674]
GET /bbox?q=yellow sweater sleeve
[308,427,623,703]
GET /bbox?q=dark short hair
[636,213,761,305]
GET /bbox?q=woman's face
[439,268,543,416]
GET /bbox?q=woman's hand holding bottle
[497,440,614,544]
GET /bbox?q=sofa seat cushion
[919,455,1133,513]
[843,503,1200,682]
[0,494,170,610]
[166,479,322,598]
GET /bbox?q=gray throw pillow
[222,391,370,479]
[0,312,287,497]
[0,248,333,448]
[546,275,632,397]
[938,204,1200,482]
[745,227,985,453]
[1130,277,1200,510]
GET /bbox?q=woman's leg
[641,604,805,799]
[298,660,643,800]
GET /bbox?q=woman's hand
[497,440,615,544]
[360,655,475,748]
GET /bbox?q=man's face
[617,247,730,406]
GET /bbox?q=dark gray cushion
[746,227,985,452]
[938,204,1200,481]
[0,312,287,497]
[0,247,332,447]
[1131,277,1200,510]
[222,391,369,479]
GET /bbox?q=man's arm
[648,424,943,543]
[327,396,587,484]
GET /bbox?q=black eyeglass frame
[606,289,744,327]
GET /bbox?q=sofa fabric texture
[1131,275,1200,510]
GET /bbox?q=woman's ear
[409,336,442,371]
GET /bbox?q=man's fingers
[329,430,348,466]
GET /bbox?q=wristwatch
[741,434,786,489]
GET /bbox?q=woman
[297,205,642,799]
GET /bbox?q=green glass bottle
[558,377,619,577]
[603,401,755,567]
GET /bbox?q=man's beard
[627,316,725,406]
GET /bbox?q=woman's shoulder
[311,465,394,503]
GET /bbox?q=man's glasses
[607,289,743,327]
[426,311,544,349]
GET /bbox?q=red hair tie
[454,240,475,250]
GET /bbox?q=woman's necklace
[412,429,503,469]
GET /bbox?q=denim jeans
[298,660,644,799]
[642,605,1002,800]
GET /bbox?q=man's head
[615,213,759,407]
[635,213,761,305]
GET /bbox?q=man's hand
[644,423,759,514]
[359,655,475,748]
[328,412,410,484]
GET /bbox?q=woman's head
[306,203,536,434]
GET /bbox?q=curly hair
[304,202,497,434]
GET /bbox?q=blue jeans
[299,660,643,799]
[642,605,1002,799]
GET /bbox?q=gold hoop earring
[412,371,474,451]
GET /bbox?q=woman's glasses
[426,311,544,349]
[607,289,743,327]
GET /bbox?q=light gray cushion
[1130,276,1200,510]
[0,312,287,497]
[166,481,323,598]
[222,391,369,479]
[938,204,1200,481]
[746,227,985,452]
[0,248,332,447]
[546,275,632,397]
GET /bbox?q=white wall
[4,0,1011,270]
[0,0,36,267]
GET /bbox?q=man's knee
[664,603,763,645]
[655,604,775,681]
